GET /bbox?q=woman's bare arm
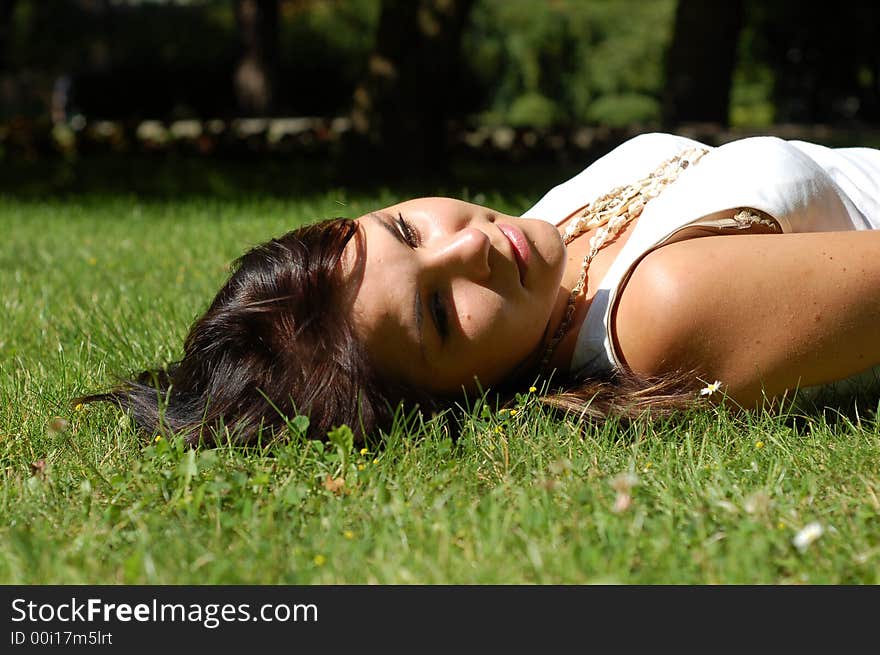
[613,230,880,406]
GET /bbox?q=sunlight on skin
[340,197,567,394]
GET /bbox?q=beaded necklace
[538,146,710,375]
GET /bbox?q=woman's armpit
[661,208,782,246]
[609,241,703,381]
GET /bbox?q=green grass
[2,182,879,584]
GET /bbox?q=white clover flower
[612,492,632,513]
[792,522,824,552]
[700,380,723,396]
[610,472,639,492]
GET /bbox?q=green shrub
[507,93,560,128]
[585,93,661,128]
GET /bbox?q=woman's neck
[541,211,643,375]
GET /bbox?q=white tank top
[521,132,880,379]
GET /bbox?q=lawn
[1,156,878,584]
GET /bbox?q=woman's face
[342,197,566,394]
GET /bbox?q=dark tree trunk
[349,0,475,177]
[0,0,17,72]
[756,1,880,125]
[662,0,744,127]
[234,0,279,115]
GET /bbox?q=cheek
[352,275,413,354]
[453,290,507,341]
[454,289,545,352]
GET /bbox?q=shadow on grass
[783,373,880,432]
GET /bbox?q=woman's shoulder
[611,229,880,405]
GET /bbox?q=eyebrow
[370,213,427,363]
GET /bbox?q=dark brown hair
[539,368,699,423]
[79,217,448,447]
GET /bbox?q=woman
[83,132,880,446]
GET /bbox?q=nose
[424,227,491,281]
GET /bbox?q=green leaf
[283,483,307,506]
[327,424,354,473]
[178,449,198,480]
[290,414,310,436]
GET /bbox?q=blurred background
[3,0,880,197]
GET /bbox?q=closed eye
[430,292,448,341]
[396,213,422,248]
[391,213,450,343]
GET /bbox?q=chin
[525,219,566,266]
[542,229,568,283]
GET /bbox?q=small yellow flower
[313,554,326,566]
[509,409,518,416]
[494,425,503,434]
[357,464,365,471]
[700,380,723,396]
[154,435,163,442]
[372,458,379,465]
[359,448,368,455]
[755,441,765,449]
[528,386,537,393]
[74,403,84,412]
[777,521,786,530]
[343,530,354,539]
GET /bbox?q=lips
[497,223,530,286]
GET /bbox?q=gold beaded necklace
[538,146,710,375]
